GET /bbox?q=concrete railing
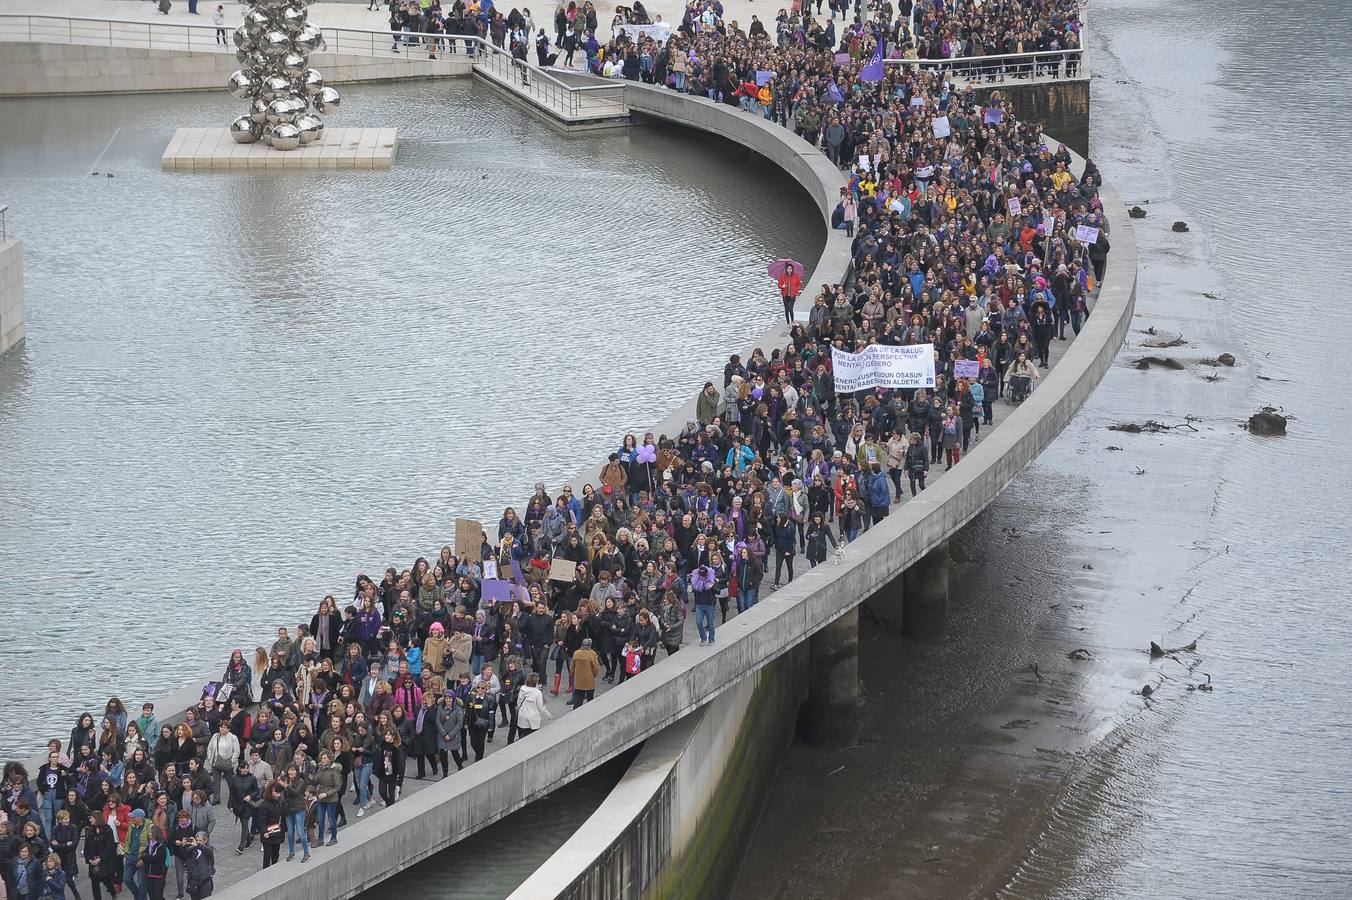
[205,83,1135,900]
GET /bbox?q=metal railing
[887,47,1089,84]
[0,13,627,121]
[0,205,8,243]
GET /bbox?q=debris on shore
[1172,221,1190,232]
[1134,356,1185,370]
[1109,416,1200,434]
[1201,353,1238,367]
[1142,333,1187,348]
[1128,205,1147,218]
[1246,408,1288,436]
[1067,648,1092,661]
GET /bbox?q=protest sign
[481,579,513,605]
[931,115,951,138]
[954,359,980,380]
[858,154,871,171]
[1007,197,1022,216]
[509,559,524,584]
[614,23,670,44]
[834,52,850,65]
[983,106,1003,124]
[454,518,482,558]
[549,558,577,582]
[832,344,936,392]
[1075,224,1100,245]
[755,70,775,86]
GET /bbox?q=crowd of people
[0,3,1113,897]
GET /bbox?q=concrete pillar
[806,607,859,747]
[0,239,25,358]
[902,540,949,642]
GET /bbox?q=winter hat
[429,622,444,635]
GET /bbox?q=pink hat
[429,622,444,634]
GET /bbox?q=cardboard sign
[1007,197,1022,216]
[454,518,482,558]
[509,559,524,585]
[858,154,871,171]
[548,558,577,582]
[954,359,980,380]
[1075,224,1100,245]
[931,115,951,138]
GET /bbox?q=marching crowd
[0,2,1112,898]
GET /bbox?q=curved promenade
[204,84,1137,900]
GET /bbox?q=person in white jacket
[515,674,552,738]
[205,721,240,805]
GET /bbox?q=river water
[736,0,1352,896]
[0,79,822,760]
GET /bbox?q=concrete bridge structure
[2,14,1132,898]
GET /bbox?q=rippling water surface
[0,79,822,757]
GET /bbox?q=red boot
[551,673,561,695]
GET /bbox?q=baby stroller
[1008,374,1032,402]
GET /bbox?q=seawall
[0,238,24,358]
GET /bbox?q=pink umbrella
[767,258,804,279]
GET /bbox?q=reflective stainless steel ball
[299,68,323,96]
[270,123,302,151]
[229,115,263,143]
[313,86,341,114]
[294,114,323,144]
[227,70,255,100]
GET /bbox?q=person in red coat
[778,264,803,324]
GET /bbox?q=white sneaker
[356,807,365,818]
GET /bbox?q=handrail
[886,46,1089,84]
[0,204,7,243]
[0,12,627,119]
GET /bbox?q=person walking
[514,674,551,739]
[464,685,495,763]
[183,833,214,900]
[313,752,341,848]
[777,263,803,325]
[434,693,465,776]
[256,783,285,870]
[691,566,717,645]
[570,639,600,707]
[119,809,152,900]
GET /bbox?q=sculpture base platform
[160,127,397,171]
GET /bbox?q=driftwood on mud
[1108,416,1201,434]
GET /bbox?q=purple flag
[828,82,845,104]
[859,41,885,83]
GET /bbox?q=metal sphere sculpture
[227,1,339,146]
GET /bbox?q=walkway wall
[0,239,24,358]
[0,42,465,96]
[209,82,1135,900]
[509,645,809,900]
